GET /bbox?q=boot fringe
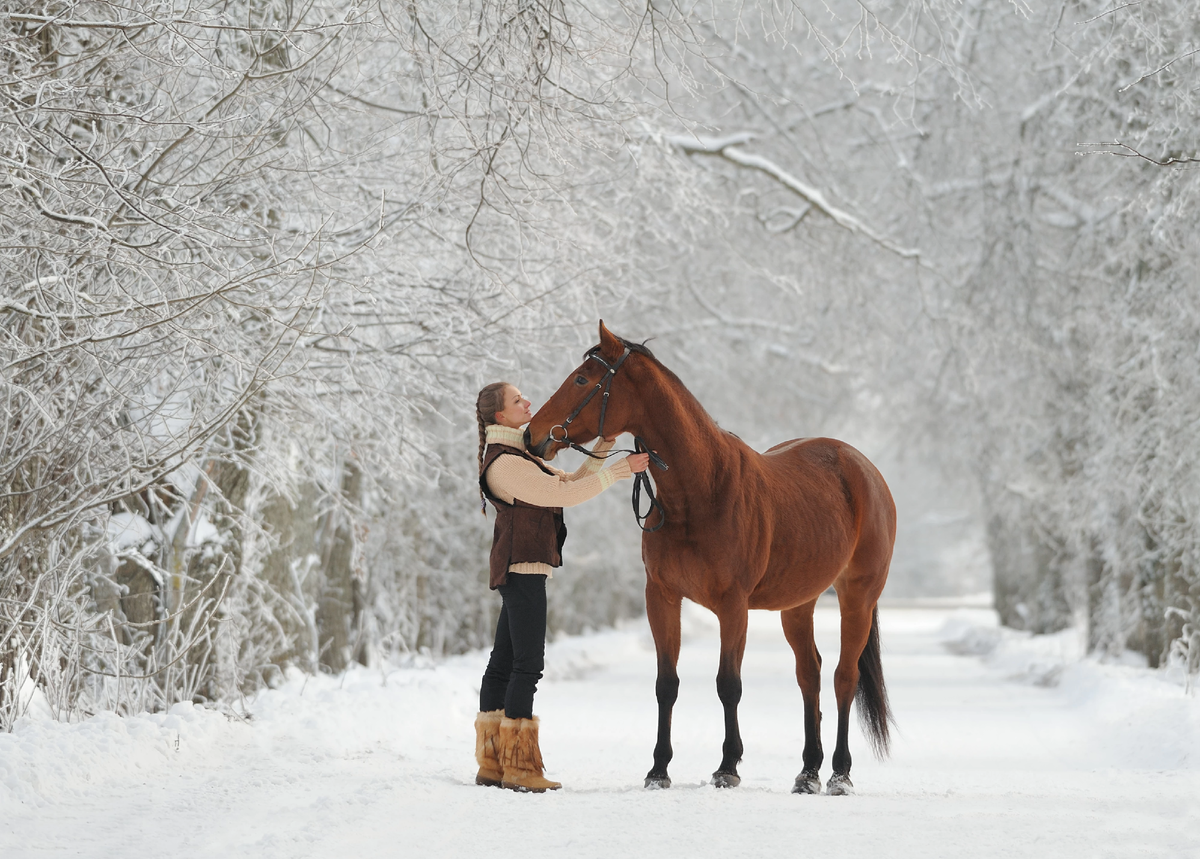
[474,710,504,787]
[500,716,544,772]
[499,716,561,792]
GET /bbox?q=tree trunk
[987,504,1072,635]
[315,458,365,673]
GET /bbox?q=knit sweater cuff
[579,439,616,475]
[602,458,633,488]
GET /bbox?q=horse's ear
[598,320,622,359]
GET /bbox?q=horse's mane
[588,336,724,436]
[583,337,656,362]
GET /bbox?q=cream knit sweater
[484,424,633,577]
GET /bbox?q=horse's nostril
[522,427,531,449]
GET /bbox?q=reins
[541,346,668,533]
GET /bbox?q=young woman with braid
[473,381,649,792]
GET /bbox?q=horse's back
[766,436,894,530]
[763,437,889,499]
[764,437,809,456]
[748,436,896,607]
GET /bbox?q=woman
[473,381,649,792]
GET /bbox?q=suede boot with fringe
[499,716,562,793]
[474,710,504,787]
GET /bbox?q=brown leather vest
[480,443,567,589]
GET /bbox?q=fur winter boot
[474,710,505,787]
[499,716,562,793]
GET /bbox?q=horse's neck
[632,371,738,500]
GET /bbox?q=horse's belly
[746,539,853,609]
[747,569,839,610]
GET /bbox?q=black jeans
[479,573,547,719]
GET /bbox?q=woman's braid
[476,382,512,516]
[476,401,488,514]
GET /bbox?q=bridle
[533,346,668,532]
[548,346,629,448]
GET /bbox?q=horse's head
[527,321,646,460]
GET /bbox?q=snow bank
[939,611,1199,771]
[0,648,494,818]
[2,607,1197,859]
[0,703,229,809]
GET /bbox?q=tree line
[2,0,1196,727]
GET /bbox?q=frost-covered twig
[670,133,921,260]
[1078,141,1200,167]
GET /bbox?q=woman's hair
[476,381,512,515]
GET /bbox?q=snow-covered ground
[2,600,1197,858]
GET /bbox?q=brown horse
[527,322,896,795]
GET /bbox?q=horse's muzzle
[533,433,561,459]
[525,427,551,458]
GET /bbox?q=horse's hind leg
[781,599,823,794]
[828,591,877,796]
[644,581,681,789]
[711,596,749,788]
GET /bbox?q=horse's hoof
[792,771,821,795]
[711,771,741,789]
[826,773,854,796]
[644,774,672,789]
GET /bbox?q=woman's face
[495,385,532,428]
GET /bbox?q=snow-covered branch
[670,133,921,260]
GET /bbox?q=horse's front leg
[712,597,749,788]
[644,580,681,789]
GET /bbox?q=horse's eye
[574,375,588,386]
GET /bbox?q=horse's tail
[856,605,894,759]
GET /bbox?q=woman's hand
[625,453,651,473]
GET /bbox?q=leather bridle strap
[631,437,666,533]
[550,347,631,446]
[546,346,668,533]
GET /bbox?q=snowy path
[3,602,1198,858]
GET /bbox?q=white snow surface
[2,601,1198,858]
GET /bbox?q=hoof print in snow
[711,771,741,788]
[792,772,821,795]
[644,774,671,790]
[826,774,854,796]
